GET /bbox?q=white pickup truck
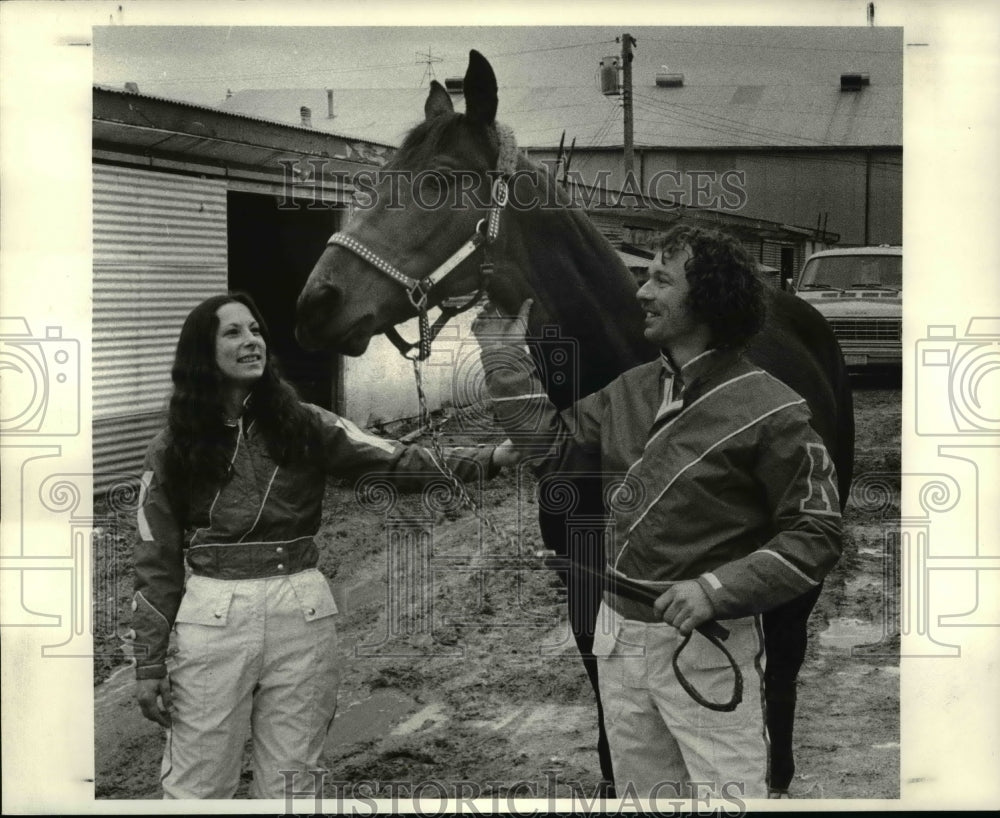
[793,245,902,370]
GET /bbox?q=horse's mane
[501,151,657,398]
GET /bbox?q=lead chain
[411,357,518,552]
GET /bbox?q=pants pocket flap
[175,576,236,626]
[288,570,339,621]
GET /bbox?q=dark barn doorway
[227,191,341,409]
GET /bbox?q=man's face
[635,246,708,350]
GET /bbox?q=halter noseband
[325,122,518,361]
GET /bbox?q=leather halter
[325,123,518,361]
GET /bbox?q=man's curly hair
[653,225,766,350]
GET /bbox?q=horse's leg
[761,583,824,794]
[538,474,616,796]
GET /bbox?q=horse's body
[296,51,854,793]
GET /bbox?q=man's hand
[653,581,715,635]
[471,298,533,349]
[136,676,173,728]
[491,438,522,468]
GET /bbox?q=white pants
[594,604,768,803]
[161,570,340,799]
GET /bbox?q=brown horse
[296,50,854,794]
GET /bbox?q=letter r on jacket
[800,443,839,516]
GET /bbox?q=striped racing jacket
[481,345,842,621]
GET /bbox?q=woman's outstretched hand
[491,438,523,468]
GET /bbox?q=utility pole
[620,33,637,181]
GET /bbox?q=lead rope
[410,353,517,551]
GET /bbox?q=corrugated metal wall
[93,165,229,493]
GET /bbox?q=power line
[629,99,902,174]
[632,95,826,148]
[101,40,618,89]
[632,89,899,150]
[637,34,903,55]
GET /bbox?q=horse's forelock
[388,114,497,172]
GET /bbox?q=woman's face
[214,302,266,387]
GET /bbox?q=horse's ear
[463,49,498,126]
[425,80,454,120]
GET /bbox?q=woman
[132,293,517,799]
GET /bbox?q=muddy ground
[93,381,901,802]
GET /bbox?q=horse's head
[296,50,513,355]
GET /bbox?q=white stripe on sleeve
[334,415,397,454]
[757,549,819,586]
[136,470,154,542]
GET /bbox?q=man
[473,226,841,802]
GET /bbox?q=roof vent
[840,73,870,92]
[300,106,312,128]
[123,81,140,94]
[444,77,464,94]
[655,72,685,88]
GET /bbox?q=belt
[186,537,318,580]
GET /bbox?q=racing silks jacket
[132,403,497,679]
[480,344,842,622]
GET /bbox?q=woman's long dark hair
[164,293,316,519]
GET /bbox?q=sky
[93,25,903,109]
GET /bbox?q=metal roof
[95,84,398,150]
[93,86,393,177]
[806,245,902,258]
[220,76,900,151]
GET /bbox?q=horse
[295,50,855,794]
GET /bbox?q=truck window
[800,255,902,290]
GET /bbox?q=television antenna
[416,48,444,85]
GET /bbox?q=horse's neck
[500,171,655,402]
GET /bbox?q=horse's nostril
[302,282,342,315]
[317,282,342,310]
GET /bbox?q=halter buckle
[492,177,509,208]
[408,279,432,311]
